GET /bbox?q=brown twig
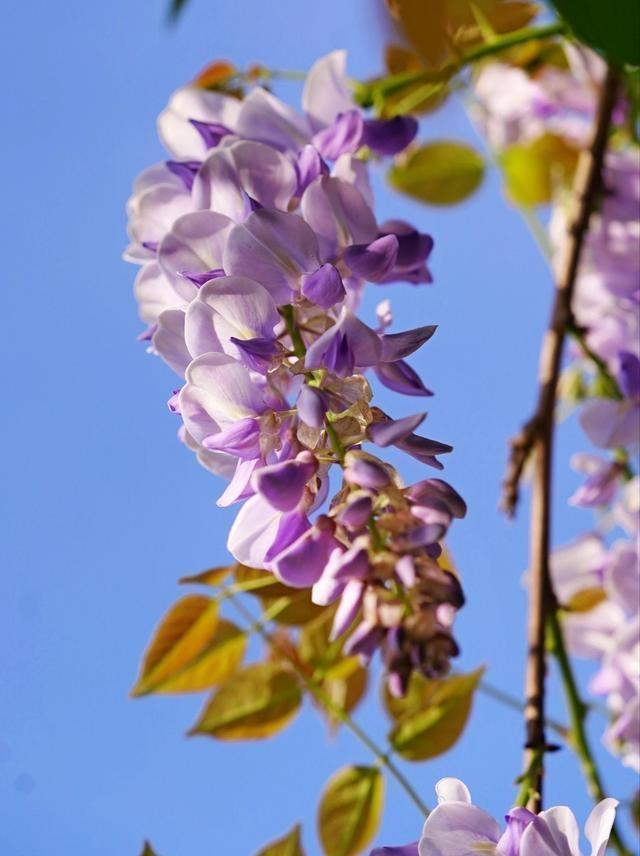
[515,68,620,812]
[501,69,620,520]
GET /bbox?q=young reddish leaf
[389,141,485,205]
[317,765,384,856]
[254,824,306,856]
[194,59,237,88]
[387,667,484,761]
[189,663,302,740]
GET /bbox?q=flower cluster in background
[124,51,467,695]
[473,46,640,772]
[371,777,619,856]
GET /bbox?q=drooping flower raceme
[473,44,640,770]
[125,51,466,693]
[370,777,619,856]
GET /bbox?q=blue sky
[1,1,637,854]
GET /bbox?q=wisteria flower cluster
[551,517,639,772]
[370,777,619,856]
[472,45,640,772]
[124,51,467,694]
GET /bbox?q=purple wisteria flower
[125,50,465,691]
[371,778,619,856]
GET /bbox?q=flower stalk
[225,588,431,817]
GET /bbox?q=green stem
[325,420,345,463]
[566,321,624,400]
[515,747,544,807]
[221,576,284,597]
[477,678,568,739]
[462,22,568,64]
[548,610,632,856]
[280,305,307,359]
[355,22,568,105]
[226,590,430,817]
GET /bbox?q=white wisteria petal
[224,209,320,304]
[301,175,377,260]
[158,86,241,159]
[419,803,501,856]
[158,210,232,289]
[127,183,192,252]
[585,798,618,856]
[435,778,472,804]
[227,494,284,568]
[302,50,353,131]
[182,429,237,480]
[520,806,581,856]
[193,140,297,220]
[332,152,374,207]
[134,262,187,324]
[181,352,265,428]
[236,87,311,151]
[152,309,191,375]
[185,276,278,359]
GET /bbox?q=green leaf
[389,141,485,205]
[500,133,577,206]
[317,766,384,856]
[254,824,306,856]
[550,0,640,66]
[189,663,302,740]
[387,667,484,761]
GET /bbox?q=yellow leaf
[324,666,368,724]
[236,565,325,625]
[254,825,306,856]
[132,596,246,697]
[387,0,539,69]
[263,592,326,626]
[139,843,159,856]
[500,132,578,206]
[235,564,292,598]
[380,45,450,117]
[387,667,484,761]
[317,766,384,856]
[566,587,607,613]
[154,619,246,694]
[298,608,342,670]
[179,565,233,587]
[438,545,459,577]
[190,663,302,740]
[389,141,485,205]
